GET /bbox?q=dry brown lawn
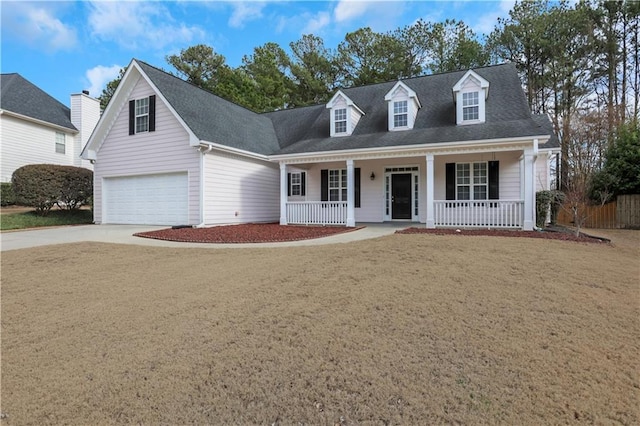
[1,230,639,425]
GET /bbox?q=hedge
[1,182,16,206]
[11,164,93,215]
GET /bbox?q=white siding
[0,114,77,182]
[70,93,100,169]
[536,152,554,191]
[299,157,426,223]
[350,106,362,130]
[434,152,522,201]
[203,152,279,225]
[93,77,200,224]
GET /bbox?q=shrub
[57,167,93,210]
[536,191,553,228]
[11,165,93,216]
[1,182,16,206]
[536,190,564,227]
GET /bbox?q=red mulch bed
[396,227,610,244]
[134,223,364,243]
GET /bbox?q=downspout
[195,143,213,228]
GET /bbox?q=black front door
[392,173,412,219]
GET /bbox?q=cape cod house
[81,59,559,230]
[0,73,100,182]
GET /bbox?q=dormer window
[334,108,347,134]
[393,101,408,127]
[462,92,479,121]
[326,91,364,137]
[453,70,489,125]
[385,81,420,131]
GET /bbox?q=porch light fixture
[370,172,376,181]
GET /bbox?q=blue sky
[1,1,515,106]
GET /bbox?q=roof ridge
[133,58,262,115]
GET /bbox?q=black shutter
[321,169,328,201]
[128,100,135,135]
[488,161,499,200]
[287,173,291,197]
[446,163,456,200]
[355,168,361,208]
[148,95,156,132]
[301,172,306,196]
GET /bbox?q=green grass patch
[0,209,93,231]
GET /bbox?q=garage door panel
[104,173,188,225]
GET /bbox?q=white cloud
[228,2,266,28]
[87,1,205,50]
[332,0,406,32]
[334,0,369,23]
[1,2,77,51]
[85,64,123,98]
[472,0,515,35]
[303,11,332,34]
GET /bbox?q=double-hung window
[135,98,149,133]
[462,91,479,121]
[290,172,302,196]
[334,108,347,134]
[393,100,408,127]
[456,162,487,200]
[328,169,347,201]
[55,132,65,154]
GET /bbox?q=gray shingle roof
[136,61,280,156]
[0,73,76,131]
[265,63,556,155]
[533,114,560,148]
[136,61,557,157]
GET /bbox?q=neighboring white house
[82,59,560,230]
[0,73,100,182]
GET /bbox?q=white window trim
[462,91,480,122]
[290,172,303,196]
[55,132,65,154]
[329,169,348,201]
[456,162,488,200]
[334,108,347,135]
[135,98,149,133]
[393,100,408,128]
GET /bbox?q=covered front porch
[277,142,541,231]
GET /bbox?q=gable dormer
[452,70,489,125]
[384,81,421,131]
[325,90,364,137]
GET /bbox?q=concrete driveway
[0,223,409,252]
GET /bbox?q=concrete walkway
[0,223,414,252]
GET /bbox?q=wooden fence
[556,194,640,229]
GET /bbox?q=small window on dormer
[463,92,479,121]
[334,108,347,134]
[393,101,408,127]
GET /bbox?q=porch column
[346,159,355,227]
[279,162,288,225]
[523,148,535,230]
[426,154,435,228]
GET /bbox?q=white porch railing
[434,200,524,229]
[287,201,347,225]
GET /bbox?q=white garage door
[104,173,189,225]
